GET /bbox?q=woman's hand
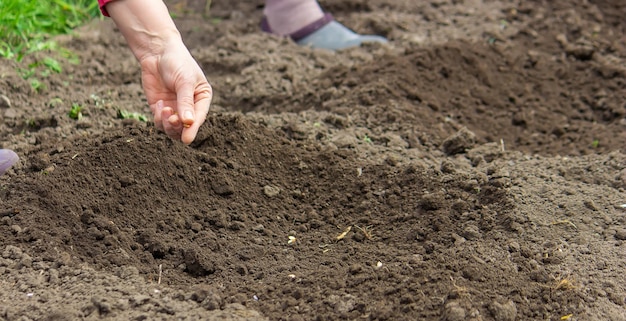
[106,0,212,144]
[141,41,212,144]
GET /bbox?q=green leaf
[117,110,148,122]
[42,57,62,73]
[68,103,83,120]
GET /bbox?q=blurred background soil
[0,0,624,320]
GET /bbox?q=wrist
[134,29,182,62]
[106,0,182,61]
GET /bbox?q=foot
[261,11,387,51]
[294,16,387,51]
[0,149,18,176]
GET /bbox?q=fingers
[161,106,183,142]
[151,98,207,145]
[175,82,196,128]
[151,100,183,141]
[149,77,212,145]
[151,100,165,131]
[180,97,211,145]
[180,83,212,145]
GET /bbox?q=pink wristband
[98,0,116,16]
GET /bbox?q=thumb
[176,81,196,127]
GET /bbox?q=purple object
[0,149,19,175]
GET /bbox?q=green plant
[117,110,148,122]
[13,43,78,94]
[29,79,44,92]
[68,103,83,120]
[591,139,599,148]
[90,93,103,107]
[42,57,62,73]
[0,0,100,61]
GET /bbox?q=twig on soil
[450,276,471,299]
[318,243,332,253]
[552,276,576,291]
[550,220,577,229]
[336,226,352,241]
[354,225,374,240]
[500,138,505,152]
[543,274,577,298]
[158,264,162,285]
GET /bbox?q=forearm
[104,0,182,62]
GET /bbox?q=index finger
[175,82,196,128]
[180,94,211,145]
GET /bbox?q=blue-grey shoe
[262,13,387,51]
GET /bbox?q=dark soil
[0,0,625,320]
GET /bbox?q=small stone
[618,169,626,187]
[3,108,17,119]
[190,222,203,232]
[47,268,60,284]
[488,299,517,321]
[419,192,445,211]
[331,132,358,149]
[442,127,476,155]
[614,229,626,241]
[263,185,281,197]
[583,200,598,211]
[228,221,245,231]
[443,301,466,321]
[348,264,362,275]
[130,295,151,307]
[508,241,521,252]
[385,154,400,166]
[212,179,234,196]
[461,225,481,240]
[283,123,308,140]
[10,225,22,234]
[0,95,11,108]
[326,294,356,314]
[116,266,140,280]
[183,248,216,277]
[91,296,112,314]
[119,175,135,187]
[440,160,456,174]
[608,291,625,306]
[381,133,408,149]
[565,41,595,60]
[291,189,304,199]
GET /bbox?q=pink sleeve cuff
[98,0,116,16]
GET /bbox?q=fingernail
[184,111,193,121]
[168,114,181,126]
